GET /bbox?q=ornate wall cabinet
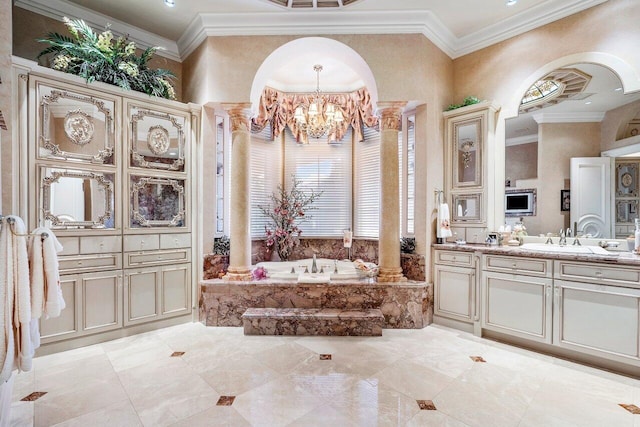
[18,62,198,348]
[444,101,501,243]
[615,158,640,238]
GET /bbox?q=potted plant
[259,177,321,261]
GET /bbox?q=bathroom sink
[519,243,614,256]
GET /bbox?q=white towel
[30,227,65,319]
[437,203,453,239]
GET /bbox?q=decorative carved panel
[130,107,185,171]
[38,84,115,164]
[616,162,638,197]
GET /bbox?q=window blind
[406,115,416,235]
[354,126,380,238]
[284,128,352,237]
[250,126,282,237]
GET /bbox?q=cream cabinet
[433,249,478,327]
[481,254,553,344]
[17,59,198,348]
[444,101,501,231]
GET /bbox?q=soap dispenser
[635,218,640,254]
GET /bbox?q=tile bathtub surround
[199,279,433,329]
[10,322,640,426]
[203,254,229,280]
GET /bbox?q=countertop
[433,242,640,266]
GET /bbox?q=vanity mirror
[130,175,185,227]
[41,167,115,229]
[129,106,185,172]
[504,63,640,237]
[451,193,482,222]
[37,82,116,165]
[453,118,482,187]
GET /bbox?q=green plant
[213,235,230,256]
[445,96,481,111]
[259,177,322,261]
[37,17,176,100]
[400,237,416,254]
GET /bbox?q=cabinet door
[554,280,640,365]
[161,264,191,317]
[124,267,160,326]
[482,271,553,344]
[434,264,476,323]
[40,274,80,343]
[82,270,123,334]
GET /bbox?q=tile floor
[7,322,640,426]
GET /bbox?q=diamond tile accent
[217,396,236,406]
[170,351,185,357]
[21,392,47,402]
[470,356,486,363]
[619,404,640,414]
[417,400,437,410]
[320,354,332,360]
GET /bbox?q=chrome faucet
[559,229,566,246]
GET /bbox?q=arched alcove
[249,37,379,115]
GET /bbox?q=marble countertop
[433,243,640,266]
[200,278,427,287]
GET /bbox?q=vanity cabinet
[444,101,501,234]
[433,249,478,327]
[553,261,640,365]
[481,255,553,344]
[16,60,198,348]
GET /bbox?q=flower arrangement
[260,177,322,261]
[37,17,176,100]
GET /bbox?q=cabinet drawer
[483,255,551,278]
[434,250,474,267]
[80,235,122,254]
[57,237,80,256]
[124,234,160,252]
[555,261,640,288]
[160,233,191,249]
[58,254,122,273]
[125,249,191,268]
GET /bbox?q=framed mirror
[130,107,185,171]
[452,118,482,188]
[451,193,482,222]
[616,200,638,223]
[616,162,638,197]
[41,167,115,229]
[38,84,115,164]
[130,176,185,227]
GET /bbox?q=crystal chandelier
[294,65,344,139]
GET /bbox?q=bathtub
[255,258,376,281]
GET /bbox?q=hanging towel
[437,203,453,239]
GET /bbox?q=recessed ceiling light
[506,0,518,6]
[585,101,592,105]
[615,87,623,91]
[164,0,175,7]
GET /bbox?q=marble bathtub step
[242,307,384,336]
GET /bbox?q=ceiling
[16,0,607,61]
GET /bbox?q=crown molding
[532,112,606,123]
[453,0,608,58]
[506,134,538,147]
[15,0,182,62]
[178,10,457,60]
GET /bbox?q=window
[521,79,561,106]
[284,128,352,237]
[215,115,226,235]
[405,114,416,235]
[250,126,282,237]
[354,126,380,238]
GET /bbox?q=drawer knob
[78,261,83,265]
[512,263,517,269]
[452,257,456,261]
[595,271,603,277]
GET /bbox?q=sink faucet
[559,229,566,246]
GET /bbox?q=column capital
[222,102,253,132]
[376,101,407,132]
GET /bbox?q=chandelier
[294,65,344,139]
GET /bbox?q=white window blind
[284,128,352,237]
[215,117,225,234]
[406,115,416,235]
[354,126,380,238]
[250,126,282,237]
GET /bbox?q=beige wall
[1,0,13,213]
[12,7,184,101]
[506,142,538,183]
[183,34,454,263]
[601,99,640,152]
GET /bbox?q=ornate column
[223,103,252,281]
[377,102,407,283]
